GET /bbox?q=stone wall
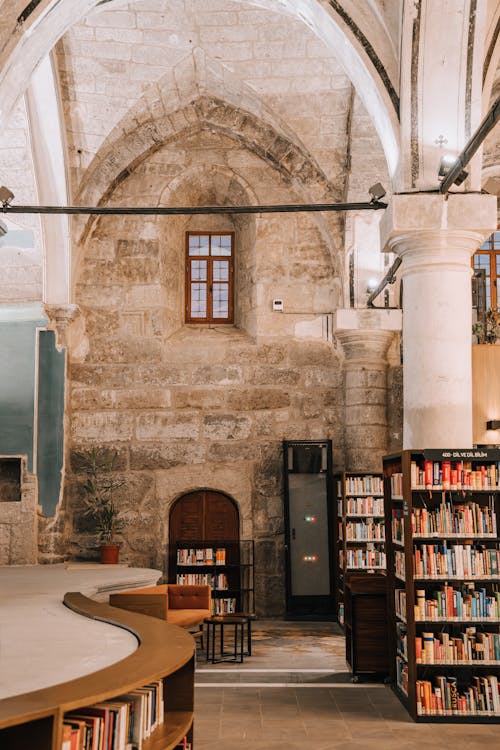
[65,130,344,616]
[0,456,38,564]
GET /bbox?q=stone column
[381,193,497,450]
[336,319,397,472]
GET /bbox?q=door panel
[168,490,239,581]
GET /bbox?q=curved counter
[0,564,162,699]
[0,586,195,750]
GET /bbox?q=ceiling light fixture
[438,156,468,187]
[0,186,14,208]
[368,182,387,203]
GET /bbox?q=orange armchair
[109,584,212,629]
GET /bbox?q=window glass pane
[212,283,229,318]
[494,231,500,248]
[474,254,490,273]
[480,235,492,250]
[496,253,500,276]
[191,259,207,281]
[213,260,229,281]
[188,235,209,256]
[190,283,207,317]
[211,235,232,256]
[486,278,491,309]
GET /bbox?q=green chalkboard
[0,309,47,470]
[37,330,65,517]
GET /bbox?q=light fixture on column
[486,420,500,430]
[438,156,468,186]
[0,186,14,208]
[368,183,386,202]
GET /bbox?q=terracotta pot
[100,544,120,564]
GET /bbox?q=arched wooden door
[168,489,239,580]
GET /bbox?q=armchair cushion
[109,583,211,629]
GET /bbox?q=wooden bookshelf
[0,592,195,749]
[334,471,386,627]
[344,571,389,679]
[384,449,500,722]
[172,540,254,615]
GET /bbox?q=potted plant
[76,447,126,564]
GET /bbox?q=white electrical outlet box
[272,299,284,312]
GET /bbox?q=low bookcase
[0,593,195,749]
[172,539,254,615]
[384,449,500,722]
[335,471,386,627]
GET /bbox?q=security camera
[368,182,386,202]
[0,186,14,208]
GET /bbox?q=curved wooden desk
[0,592,195,750]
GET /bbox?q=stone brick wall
[66,129,344,616]
[0,457,38,565]
[0,99,43,303]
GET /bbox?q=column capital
[44,304,80,349]
[336,328,395,368]
[380,193,497,263]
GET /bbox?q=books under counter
[63,679,164,750]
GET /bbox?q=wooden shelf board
[415,618,500,623]
[345,539,386,543]
[143,711,193,750]
[412,535,498,540]
[416,661,500,667]
[414,576,500,581]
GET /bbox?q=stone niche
[0,457,21,502]
[0,456,38,564]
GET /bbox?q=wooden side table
[232,612,256,656]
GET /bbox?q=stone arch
[0,0,399,178]
[73,93,345,299]
[76,94,339,214]
[151,162,259,337]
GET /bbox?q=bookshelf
[172,540,254,615]
[335,472,386,626]
[384,449,500,721]
[0,593,195,749]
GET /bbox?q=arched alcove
[168,488,240,586]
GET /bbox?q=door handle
[292,528,296,540]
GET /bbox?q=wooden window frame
[185,232,234,324]
[473,231,500,311]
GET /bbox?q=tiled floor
[194,620,499,749]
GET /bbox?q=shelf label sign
[422,448,500,461]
